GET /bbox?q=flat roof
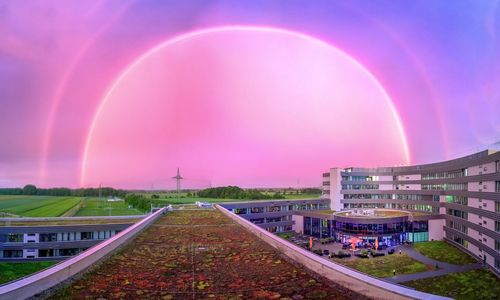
[53,209,365,299]
[0,217,143,227]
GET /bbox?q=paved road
[385,245,483,283]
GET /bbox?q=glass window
[59,248,80,256]
[40,233,57,242]
[81,232,93,240]
[7,233,23,243]
[3,250,22,258]
[39,249,54,257]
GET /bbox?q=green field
[151,197,243,205]
[74,198,142,216]
[0,261,57,284]
[403,269,500,300]
[0,196,81,217]
[413,241,476,265]
[148,193,320,205]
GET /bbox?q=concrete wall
[468,162,496,176]
[428,219,445,241]
[292,215,303,234]
[0,208,165,300]
[329,168,343,211]
[398,174,422,181]
[216,205,450,300]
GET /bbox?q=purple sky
[0,0,499,189]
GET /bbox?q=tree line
[0,184,127,198]
[197,186,285,200]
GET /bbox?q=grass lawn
[332,253,429,278]
[0,196,81,217]
[74,198,142,216]
[403,269,500,300]
[0,261,57,285]
[413,241,476,265]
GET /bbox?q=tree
[22,184,37,195]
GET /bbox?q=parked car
[323,249,330,256]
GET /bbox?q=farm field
[74,198,142,216]
[0,196,81,217]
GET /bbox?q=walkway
[385,245,483,283]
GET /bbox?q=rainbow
[79,26,411,186]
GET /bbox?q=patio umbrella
[349,237,360,250]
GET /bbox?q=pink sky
[82,28,408,189]
[1,1,499,189]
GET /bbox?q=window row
[447,220,468,234]
[341,184,379,190]
[233,203,327,215]
[447,209,468,220]
[0,230,117,243]
[422,183,468,191]
[422,169,467,179]
[445,195,468,205]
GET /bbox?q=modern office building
[318,150,500,274]
[294,208,441,247]
[221,199,329,232]
[0,217,141,261]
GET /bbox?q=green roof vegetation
[403,269,500,300]
[0,218,142,227]
[315,210,336,214]
[52,210,362,299]
[413,241,476,265]
[0,261,57,285]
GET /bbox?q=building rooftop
[52,210,365,299]
[0,217,143,227]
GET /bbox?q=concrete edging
[216,205,450,300]
[0,208,165,300]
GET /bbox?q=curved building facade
[322,149,500,274]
